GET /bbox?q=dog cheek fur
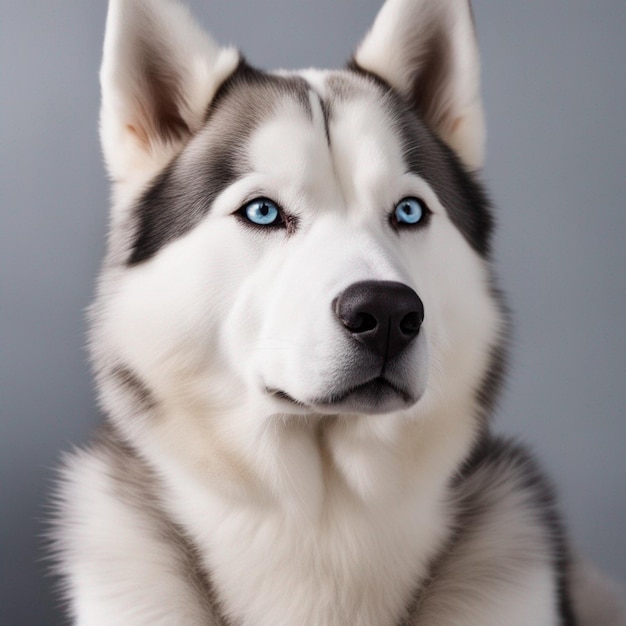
[396,207,503,423]
[97,219,254,400]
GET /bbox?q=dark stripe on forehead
[319,96,331,146]
[340,64,494,258]
[128,61,311,265]
[209,62,312,121]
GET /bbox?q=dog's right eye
[237,198,284,228]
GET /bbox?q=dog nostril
[344,312,377,333]
[400,311,423,336]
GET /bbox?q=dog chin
[267,377,421,416]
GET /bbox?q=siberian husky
[52,0,625,624]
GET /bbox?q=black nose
[333,280,424,361]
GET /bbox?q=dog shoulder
[407,436,576,625]
[52,425,221,624]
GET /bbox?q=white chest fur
[170,477,447,626]
[154,415,463,626]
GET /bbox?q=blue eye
[242,198,282,227]
[393,197,427,226]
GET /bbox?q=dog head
[93,0,504,431]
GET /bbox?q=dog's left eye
[392,197,428,227]
[239,198,284,227]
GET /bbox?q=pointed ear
[354,0,485,171]
[100,0,239,186]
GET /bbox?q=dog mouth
[266,376,416,415]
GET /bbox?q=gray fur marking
[401,437,575,625]
[343,65,494,257]
[129,62,312,265]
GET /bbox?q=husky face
[98,66,500,423]
[94,0,504,451]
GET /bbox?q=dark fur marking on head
[128,61,312,265]
[346,62,494,258]
[128,134,238,265]
[345,59,393,93]
[207,60,313,121]
[393,95,494,257]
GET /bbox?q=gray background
[2,1,624,623]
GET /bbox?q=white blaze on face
[215,85,411,408]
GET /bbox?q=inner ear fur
[99,0,239,186]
